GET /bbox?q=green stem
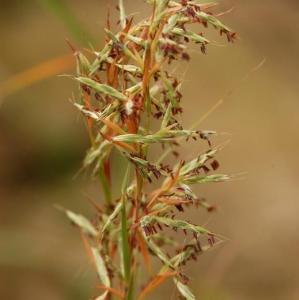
[121,194,131,283]
[99,166,112,208]
[126,275,135,300]
[120,166,132,299]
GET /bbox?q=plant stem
[99,165,112,208]
[121,194,130,283]
[120,165,133,299]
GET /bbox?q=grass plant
[64,1,236,299]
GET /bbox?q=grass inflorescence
[64,1,236,299]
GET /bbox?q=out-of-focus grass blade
[0,53,74,99]
[91,247,111,299]
[63,208,98,237]
[119,0,126,29]
[138,271,176,300]
[101,202,122,236]
[174,279,196,300]
[37,0,95,44]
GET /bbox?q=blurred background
[0,0,298,299]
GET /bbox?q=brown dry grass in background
[0,1,299,300]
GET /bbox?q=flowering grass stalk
[64,1,236,299]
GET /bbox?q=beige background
[0,0,299,299]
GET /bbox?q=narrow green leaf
[196,11,231,32]
[179,149,217,176]
[144,235,174,268]
[181,174,230,185]
[126,82,142,94]
[163,14,180,34]
[112,129,204,144]
[92,247,110,300]
[101,202,122,235]
[116,63,141,73]
[76,51,91,75]
[172,27,209,44]
[159,37,186,50]
[76,77,128,101]
[161,73,180,110]
[64,209,98,237]
[171,240,223,268]
[103,29,140,64]
[74,102,117,122]
[122,152,169,181]
[90,42,113,75]
[92,247,110,286]
[141,216,212,235]
[125,34,146,47]
[103,57,142,74]
[161,103,172,129]
[150,0,170,33]
[174,279,196,300]
[83,140,112,170]
[104,28,119,43]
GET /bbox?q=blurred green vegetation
[37,0,95,44]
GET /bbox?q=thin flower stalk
[64,1,236,299]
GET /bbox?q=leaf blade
[76,77,128,101]
[64,209,98,237]
[174,279,196,300]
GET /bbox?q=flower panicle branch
[65,1,236,299]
